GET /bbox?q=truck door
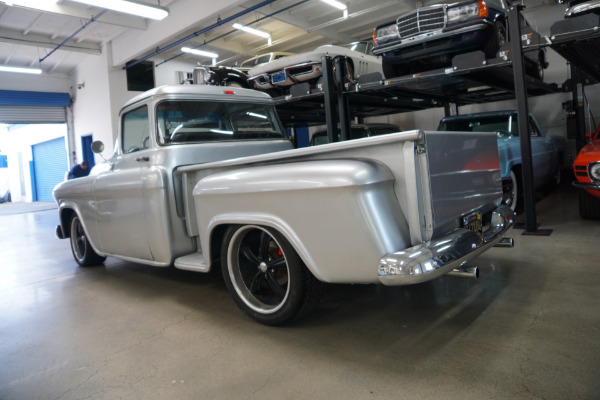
[93,105,153,261]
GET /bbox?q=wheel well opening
[60,208,76,238]
[209,224,230,269]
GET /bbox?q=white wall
[0,72,72,93]
[71,45,115,164]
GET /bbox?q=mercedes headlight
[374,24,399,44]
[447,2,484,24]
[589,162,600,181]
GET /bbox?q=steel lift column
[509,4,552,236]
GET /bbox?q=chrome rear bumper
[378,205,514,285]
[572,181,600,190]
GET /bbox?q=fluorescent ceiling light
[65,0,169,20]
[232,23,270,39]
[320,0,347,10]
[181,47,219,59]
[0,0,49,7]
[0,65,42,75]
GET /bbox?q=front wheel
[483,21,507,60]
[579,190,600,220]
[69,215,106,266]
[504,170,521,212]
[221,225,324,325]
[382,59,407,79]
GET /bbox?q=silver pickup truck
[53,85,514,325]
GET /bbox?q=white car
[247,41,382,92]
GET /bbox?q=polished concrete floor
[1,183,599,400]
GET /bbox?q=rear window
[439,115,518,137]
[156,100,287,144]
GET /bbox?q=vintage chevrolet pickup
[53,85,514,325]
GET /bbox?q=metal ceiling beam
[39,9,107,62]
[248,4,353,44]
[124,0,280,69]
[0,29,101,55]
[0,2,147,30]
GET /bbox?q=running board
[174,252,209,272]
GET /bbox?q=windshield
[156,100,287,144]
[439,115,518,137]
[341,41,371,54]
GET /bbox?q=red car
[573,125,600,219]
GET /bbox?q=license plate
[462,212,483,235]
[271,73,286,83]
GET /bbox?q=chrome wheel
[504,170,519,212]
[221,225,324,325]
[70,216,87,261]
[69,215,106,266]
[227,225,290,314]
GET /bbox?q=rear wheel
[579,190,600,220]
[69,215,106,266]
[221,225,324,325]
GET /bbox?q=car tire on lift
[483,21,507,60]
[382,59,408,80]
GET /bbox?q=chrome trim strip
[373,23,488,55]
[378,205,514,285]
[572,181,600,190]
[566,1,600,18]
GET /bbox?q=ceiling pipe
[156,0,310,67]
[39,9,108,63]
[124,0,279,70]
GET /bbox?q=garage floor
[1,182,599,400]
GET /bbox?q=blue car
[438,111,569,211]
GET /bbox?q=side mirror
[91,141,104,154]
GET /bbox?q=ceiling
[0,0,567,79]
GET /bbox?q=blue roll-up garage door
[32,137,68,202]
[0,90,70,123]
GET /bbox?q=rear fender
[194,159,412,284]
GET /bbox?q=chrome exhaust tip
[446,266,479,279]
[494,237,514,248]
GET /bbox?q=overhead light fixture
[181,47,219,66]
[181,47,219,59]
[233,23,272,45]
[65,0,169,20]
[319,0,347,11]
[0,65,42,75]
[0,0,51,7]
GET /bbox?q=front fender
[193,159,412,284]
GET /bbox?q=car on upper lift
[247,41,382,95]
[372,0,547,80]
[572,125,600,219]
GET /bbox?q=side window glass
[122,105,149,154]
[529,117,541,137]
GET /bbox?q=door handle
[135,156,150,162]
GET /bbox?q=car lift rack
[271,4,600,236]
